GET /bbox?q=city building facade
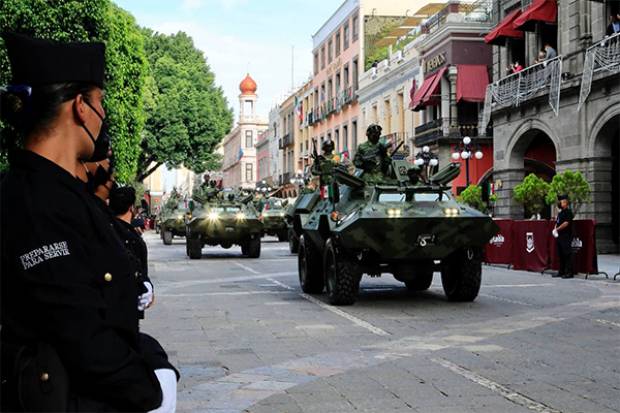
[484,0,620,252]
[221,74,268,189]
[411,1,495,194]
[255,129,271,185]
[309,0,433,158]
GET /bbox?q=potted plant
[545,170,591,215]
[513,173,551,219]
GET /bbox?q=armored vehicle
[185,192,263,259]
[260,198,289,241]
[297,160,498,305]
[160,201,190,245]
[285,189,321,254]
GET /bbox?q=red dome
[239,73,257,95]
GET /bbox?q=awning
[513,0,557,32]
[484,9,524,45]
[410,67,447,111]
[456,65,489,103]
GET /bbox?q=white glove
[148,369,177,413]
[552,229,559,238]
[138,281,154,311]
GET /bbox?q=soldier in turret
[353,124,391,182]
[311,139,339,185]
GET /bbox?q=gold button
[40,372,49,382]
[104,272,112,282]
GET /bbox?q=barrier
[484,219,513,265]
[511,220,552,272]
[483,219,601,276]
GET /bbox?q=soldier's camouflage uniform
[311,153,339,185]
[353,141,392,184]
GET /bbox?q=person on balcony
[544,42,557,60]
[606,13,620,36]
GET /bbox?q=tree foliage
[513,173,551,217]
[545,170,591,213]
[137,29,232,181]
[458,184,487,212]
[0,0,147,181]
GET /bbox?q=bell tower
[239,73,257,122]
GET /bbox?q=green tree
[0,0,147,181]
[545,170,591,213]
[513,173,551,217]
[458,184,487,212]
[137,29,232,181]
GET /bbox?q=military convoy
[159,200,190,245]
[295,159,498,306]
[259,198,288,241]
[185,190,263,259]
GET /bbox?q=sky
[115,0,340,121]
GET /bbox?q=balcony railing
[482,56,562,129]
[414,118,444,145]
[421,0,492,35]
[279,133,293,149]
[578,32,620,110]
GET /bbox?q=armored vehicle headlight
[279,212,285,217]
[387,208,402,218]
[236,212,246,220]
[208,211,220,221]
[444,208,459,217]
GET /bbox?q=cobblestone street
[141,233,620,413]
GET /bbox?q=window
[321,46,325,69]
[320,83,326,102]
[352,14,359,41]
[245,130,253,148]
[245,163,253,182]
[313,51,319,75]
[343,22,350,50]
[335,72,341,94]
[334,129,340,152]
[343,64,350,87]
[335,32,341,56]
[343,125,348,151]
[328,39,333,63]
[352,120,358,152]
[327,78,333,100]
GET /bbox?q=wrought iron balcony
[481,56,562,129]
[279,133,293,149]
[578,32,620,110]
[414,118,444,145]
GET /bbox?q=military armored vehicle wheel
[441,248,482,301]
[288,229,299,254]
[245,235,261,258]
[162,229,173,245]
[324,238,359,305]
[298,235,324,293]
[187,237,202,259]
[277,232,288,242]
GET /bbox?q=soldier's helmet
[322,139,335,153]
[366,124,382,136]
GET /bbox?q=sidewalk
[597,254,620,279]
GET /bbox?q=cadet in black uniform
[0,33,177,412]
[553,195,574,278]
[109,186,154,319]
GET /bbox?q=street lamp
[414,145,439,180]
[452,136,483,186]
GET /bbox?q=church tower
[239,73,257,123]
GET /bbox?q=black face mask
[81,100,110,162]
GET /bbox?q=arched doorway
[593,114,620,252]
[508,129,557,219]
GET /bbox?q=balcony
[414,118,445,145]
[578,32,620,110]
[279,133,293,149]
[421,0,492,35]
[482,56,563,129]
[280,172,292,186]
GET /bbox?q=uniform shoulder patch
[19,241,70,270]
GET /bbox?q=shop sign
[425,52,446,73]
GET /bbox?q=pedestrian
[606,13,620,36]
[544,42,557,60]
[552,195,574,279]
[109,186,154,322]
[0,33,177,412]
[534,48,546,64]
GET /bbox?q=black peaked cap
[2,32,105,89]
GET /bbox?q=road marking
[482,283,554,288]
[595,319,620,328]
[158,290,289,297]
[156,272,297,292]
[267,278,390,337]
[233,261,261,274]
[480,293,535,307]
[431,358,561,413]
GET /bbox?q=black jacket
[1,150,164,411]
